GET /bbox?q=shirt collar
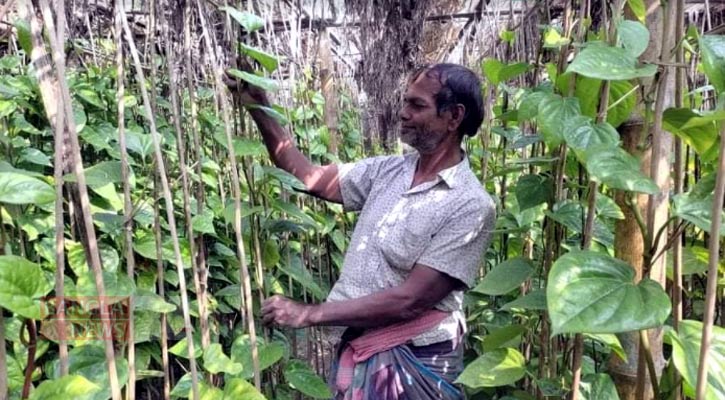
[407,150,470,190]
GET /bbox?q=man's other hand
[261,295,313,328]
[223,59,269,106]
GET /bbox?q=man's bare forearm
[306,286,425,328]
[247,107,314,181]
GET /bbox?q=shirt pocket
[378,219,433,271]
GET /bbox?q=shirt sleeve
[416,196,496,289]
[337,156,393,212]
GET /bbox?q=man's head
[398,63,484,153]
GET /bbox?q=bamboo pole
[119,6,201,399]
[695,122,725,399]
[36,1,122,398]
[194,0,262,387]
[115,1,137,397]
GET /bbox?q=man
[229,63,496,399]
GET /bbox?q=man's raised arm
[228,72,343,204]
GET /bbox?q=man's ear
[448,104,466,132]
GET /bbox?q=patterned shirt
[326,151,496,346]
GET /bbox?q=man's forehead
[406,69,442,95]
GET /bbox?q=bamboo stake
[154,173,171,400]
[52,41,69,377]
[50,0,69,375]
[182,0,210,352]
[194,0,261,387]
[115,1,136,397]
[119,6,201,399]
[37,1,122,398]
[0,308,7,399]
[695,122,725,399]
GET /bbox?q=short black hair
[410,63,485,138]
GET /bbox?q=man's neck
[412,140,464,187]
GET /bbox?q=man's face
[398,72,452,154]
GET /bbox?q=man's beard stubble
[400,126,446,154]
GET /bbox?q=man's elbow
[396,293,429,321]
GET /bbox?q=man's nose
[398,107,410,121]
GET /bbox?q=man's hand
[261,295,313,328]
[223,59,269,106]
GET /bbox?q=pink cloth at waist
[335,310,449,393]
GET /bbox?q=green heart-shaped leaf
[567,44,657,80]
[0,255,53,319]
[583,146,659,194]
[547,250,671,334]
[667,320,725,400]
[455,347,526,388]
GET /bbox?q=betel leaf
[283,359,333,399]
[626,0,646,22]
[567,44,657,80]
[231,335,285,379]
[537,94,581,147]
[517,90,550,121]
[501,289,546,311]
[481,325,526,351]
[585,333,628,362]
[700,35,725,95]
[547,250,671,334]
[455,348,526,388]
[240,43,279,72]
[0,172,54,205]
[71,270,136,305]
[562,116,620,153]
[663,108,724,161]
[192,208,217,235]
[227,68,278,92]
[29,375,101,400]
[49,345,129,400]
[514,174,553,211]
[667,320,725,400]
[672,192,725,236]
[203,343,243,375]
[14,19,32,54]
[583,146,659,194]
[246,104,290,125]
[221,6,265,32]
[473,257,534,296]
[575,77,636,128]
[666,245,724,279]
[579,373,621,400]
[500,289,547,311]
[223,378,267,400]
[134,289,176,313]
[482,58,531,86]
[0,255,53,319]
[169,335,203,359]
[617,20,649,58]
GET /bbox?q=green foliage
[700,35,725,96]
[221,7,265,32]
[583,146,659,194]
[567,44,657,80]
[482,58,532,86]
[0,255,53,319]
[29,375,101,400]
[662,108,724,161]
[0,172,55,204]
[667,320,725,400]
[473,257,533,296]
[547,251,671,334]
[283,360,333,399]
[537,94,581,146]
[456,348,526,388]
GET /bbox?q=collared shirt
[326,151,496,346]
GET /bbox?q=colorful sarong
[329,311,465,400]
